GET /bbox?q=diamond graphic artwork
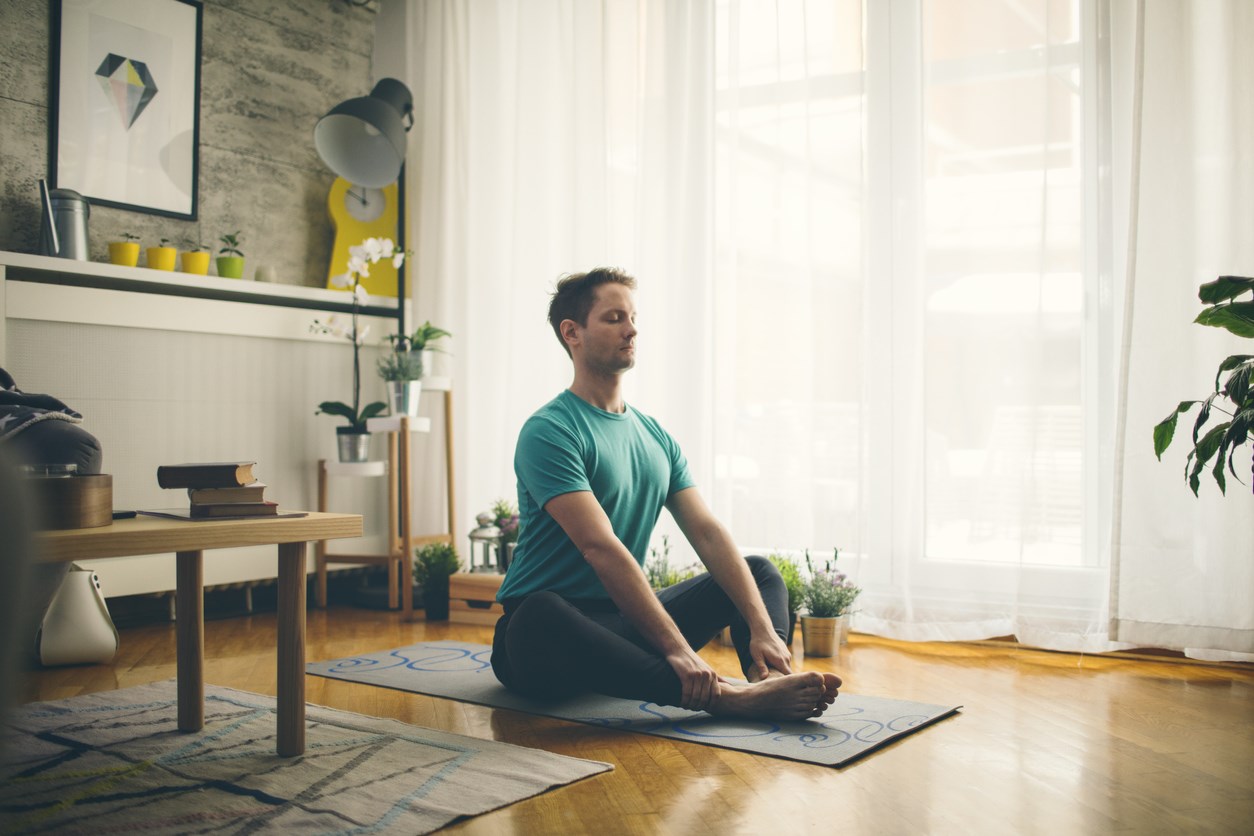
[95,53,158,129]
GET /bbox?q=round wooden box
[30,474,113,530]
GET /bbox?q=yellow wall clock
[326,176,400,296]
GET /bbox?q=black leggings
[490,555,789,707]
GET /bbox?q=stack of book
[156,461,277,519]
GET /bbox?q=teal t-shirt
[496,390,695,602]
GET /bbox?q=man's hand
[747,630,793,681]
[665,647,722,711]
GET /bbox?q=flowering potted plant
[313,238,405,461]
[799,548,861,657]
[491,497,520,570]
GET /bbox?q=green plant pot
[216,255,245,279]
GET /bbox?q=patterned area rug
[0,681,610,834]
[308,641,961,768]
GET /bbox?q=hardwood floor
[15,606,1253,834]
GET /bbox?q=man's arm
[666,487,793,679]
[544,490,721,710]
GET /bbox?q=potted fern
[1153,275,1254,495]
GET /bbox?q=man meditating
[492,267,841,719]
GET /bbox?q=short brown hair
[548,267,637,357]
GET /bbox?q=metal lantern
[467,511,502,573]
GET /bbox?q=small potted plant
[181,240,211,275]
[405,320,453,378]
[491,497,520,570]
[799,548,861,657]
[216,231,245,279]
[644,534,698,591]
[414,542,461,621]
[768,552,806,646]
[314,238,406,461]
[377,335,425,417]
[108,232,140,267]
[146,237,177,271]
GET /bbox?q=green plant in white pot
[799,549,861,657]
[402,320,452,379]
[1153,275,1254,496]
[378,336,424,418]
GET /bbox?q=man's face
[567,283,637,374]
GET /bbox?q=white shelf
[0,250,404,319]
[366,416,432,433]
[323,460,387,477]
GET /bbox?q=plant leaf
[317,401,355,421]
[1214,355,1254,392]
[1225,407,1253,482]
[1188,422,1230,495]
[360,401,388,422]
[1222,360,1253,403]
[1153,401,1200,459]
[1191,394,1217,445]
[1195,302,1254,338]
[1197,275,1254,305]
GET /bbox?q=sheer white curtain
[400,0,1247,655]
[1109,0,1254,658]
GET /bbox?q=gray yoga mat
[307,641,961,768]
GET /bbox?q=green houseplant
[392,321,452,380]
[799,548,861,657]
[767,552,806,645]
[216,231,245,278]
[414,542,461,621]
[491,497,520,570]
[377,336,424,418]
[1153,275,1254,496]
[644,534,698,591]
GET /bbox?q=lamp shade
[314,78,413,188]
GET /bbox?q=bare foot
[747,667,842,714]
[708,672,833,721]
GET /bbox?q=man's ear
[560,319,580,350]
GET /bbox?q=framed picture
[50,0,203,220]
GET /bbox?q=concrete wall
[0,0,376,287]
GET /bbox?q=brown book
[157,461,257,489]
[187,500,278,519]
[187,483,267,504]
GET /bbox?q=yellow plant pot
[216,255,245,279]
[800,614,849,657]
[108,242,140,267]
[146,246,177,271]
[181,251,210,275]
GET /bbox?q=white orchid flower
[330,272,353,289]
[356,323,372,345]
[362,238,384,261]
[379,239,395,258]
[392,251,405,269]
[353,283,370,305]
